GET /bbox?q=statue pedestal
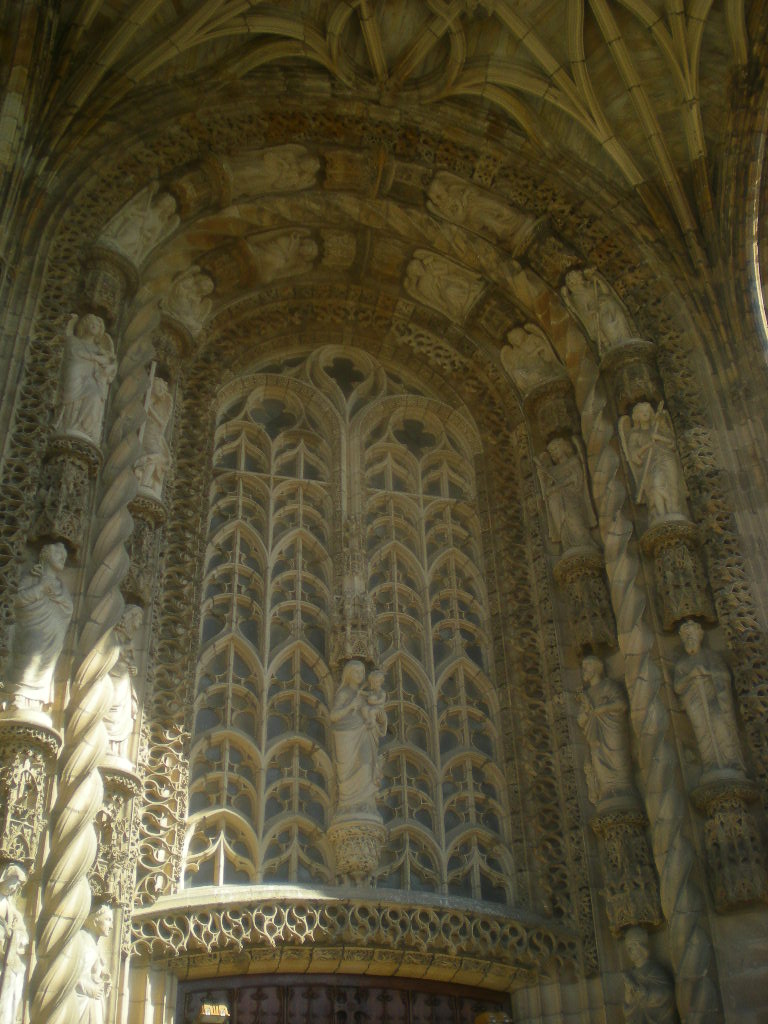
[0,710,61,865]
[328,814,386,884]
[691,775,768,912]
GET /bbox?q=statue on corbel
[561,268,642,358]
[673,620,768,912]
[0,543,72,725]
[100,185,179,268]
[31,313,116,554]
[577,656,662,935]
[327,659,388,885]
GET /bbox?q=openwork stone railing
[132,889,578,988]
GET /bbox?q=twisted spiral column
[560,312,721,1021]
[29,328,153,1024]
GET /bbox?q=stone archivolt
[0,56,765,1022]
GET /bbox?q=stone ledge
[131,888,578,990]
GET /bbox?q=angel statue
[619,401,687,521]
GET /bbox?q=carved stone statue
[426,171,540,252]
[673,620,746,781]
[536,436,597,552]
[622,927,678,1023]
[161,269,214,334]
[0,864,28,1024]
[135,377,172,501]
[225,144,320,197]
[619,402,687,521]
[1,543,73,711]
[330,660,387,818]
[577,657,635,806]
[562,268,635,355]
[404,250,484,322]
[247,229,318,284]
[74,904,112,1024]
[501,323,564,394]
[104,605,143,762]
[100,186,179,265]
[53,314,117,446]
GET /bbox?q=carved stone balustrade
[132,890,579,991]
[0,713,61,867]
[640,519,714,631]
[691,777,768,914]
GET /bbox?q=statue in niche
[330,660,387,818]
[53,314,117,447]
[404,250,484,322]
[104,605,143,763]
[161,269,214,334]
[577,656,636,806]
[0,864,28,1024]
[134,377,172,501]
[426,171,540,252]
[619,402,688,521]
[247,228,318,284]
[1,543,73,711]
[225,144,320,197]
[536,435,597,552]
[100,186,178,266]
[561,268,634,355]
[673,620,746,781]
[622,927,678,1023]
[74,904,112,1024]
[501,323,564,394]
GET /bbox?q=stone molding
[132,890,578,988]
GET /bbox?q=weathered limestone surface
[0,3,767,1022]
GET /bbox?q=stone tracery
[0,64,765,1024]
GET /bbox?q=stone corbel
[591,809,663,935]
[691,778,768,913]
[554,552,616,652]
[89,765,143,908]
[640,520,715,631]
[83,247,139,327]
[29,436,101,557]
[599,339,661,413]
[122,496,165,607]
[0,716,61,867]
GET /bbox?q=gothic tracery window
[185,348,515,905]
